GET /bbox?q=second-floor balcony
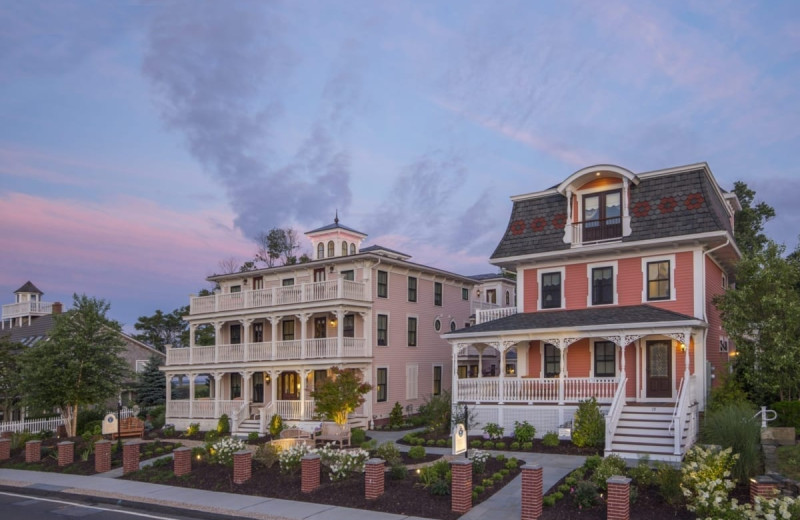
[476,306,518,324]
[572,217,622,244]
[166,337,368,366]
[189,279,368,315]
[2,301,53,320]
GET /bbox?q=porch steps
[607,404,685,463]
[235,419,261,436]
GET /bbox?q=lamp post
[117,397,122,450]
[464,404,469,459]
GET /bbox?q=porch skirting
[465,403,609,439]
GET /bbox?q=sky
[2,1,800,332]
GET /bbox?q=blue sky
[1,1,799,331]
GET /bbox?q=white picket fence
[0,407,141,434]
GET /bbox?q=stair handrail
[670,375,692,455]
[604,375,628,454]
[259,402,274,435]
[231,400,249,434]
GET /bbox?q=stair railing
[669,375,695,456]
[231,400,249,434]
[604,376,628,454]
[259,402,274,435]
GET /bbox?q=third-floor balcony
[189,279,368,315]
[166,337,368,366]
[2,301,53,320]
[572,216,622,245]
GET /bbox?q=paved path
[0,430,585,520]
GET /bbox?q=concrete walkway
[0,430,585,520]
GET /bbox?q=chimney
[52,302,63,315]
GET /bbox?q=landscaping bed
[398,430,601,456]
[124,450,521,520]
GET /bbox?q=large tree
[254,227,301,267]
[716,241,800,403]
[19,294,131,436]
[732,181,776,258]
[134,355,166,407]
[0,336,22,422]
[133,289,215,351]
[311,367,372,426]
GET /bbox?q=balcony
[166,337,368,366]
[456,376,618,404]
[572,217,622,244]
[1,301,53,320]
[475,306,518,324]
[189,279,368,315]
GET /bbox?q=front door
[646,341,672,398]
[314,268,326,282]
[279,372,299,400]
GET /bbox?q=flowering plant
[470,449,490,474]
[210,436,247,466]
[278,442,313,474]
[317,444,370,481]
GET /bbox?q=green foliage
[269,414,283,437]
[500,468,509,476]
[583,455,602,471]
[495,441,506,449]
[247,432,259,443]
[0,337,22,425]
[681,445,739,518]
[149,405,166,429]
[470,440,482,448]
[482,441,494,449]
[375,441,401,466]
[513,420,535,443]
[590,455,627,491]
[573,480,599,508]
[509,441,520,450]
[483,422,504,440]
[451,404,479,431]
[311,367,371,425]
[253,443,279,468]
[495,454,505,462]
[19,295,131,437]
[209,437,246,466]
[350,427,366,446]
[389,464,408,480]
[401,432,418,444]
[76,408,106,436]
[542,495,556,507]
[360,439,377,452]
[254,227,301,267]
[133,307,188,352]
[436,439,446,447]
[707,370,752,413]
[772,401,800,429]
[732,181,776,258]
[572,397,605,448]
[474,485,485,494]
[204,430,220,443]
[505,460,518,470]
[470,449,489,474]
[492,472,504,483]
[278,443,312,474]
[522,441,533,450]
[701,401,762,483]
[417,390,451,433]
[186,423,200,436]
[551,491,563,501]
[777,444,800,480]
[542,431,559,447]
[418,460,451,495]
[482,477,494,488]
[216,414,230,434]
[82,420,101,436]
[389,402,405,428]
[408,445,426,460]
[654,462,683,506]
[629,457,655,489]
[426,439,435,446]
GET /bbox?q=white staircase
[607,404,683,463]
[235,419,261,437]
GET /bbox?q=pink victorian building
[445,163,740,461]
[163,218,484,434]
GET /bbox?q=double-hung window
[541,272,562,309]
[282,320,295,341]
[343,314,354,338]
[408,276,417,302]
[377,314,388,346]
[377,270,388,298]
[433,366,442,396]
[544,343,560,377]
[592,266,614,305]
[407,317,417,347]
[376,368,387,402]
[434,282,443,306]
[647,260,671,300]
[594,341,616,377]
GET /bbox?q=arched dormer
[557,165,640,246]
[305,214,368,259]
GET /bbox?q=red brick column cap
[450,459,472,467]
[607,475,631,485]
[26,440,41,445]
[302,453,321,461]
[173,447,191,453]
[124,440,143,447]
[750,475,777,485]
[58,441,74,446]
[95,440,112,446]
[522,463,542,471]
[366,458,385,466]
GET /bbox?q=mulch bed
[399,432,601,456]
[0,437,180,475]
[124,455,520,520]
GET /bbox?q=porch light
[679,342,686,352]
[330,317,337,327]
[264,374,271,384]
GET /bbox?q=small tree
[19,294,131,437]
[135,355,166,407]
[311,367,372,426]
[0,337,22,423]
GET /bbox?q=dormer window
[582,189,622,242]
[342,241,348,256]
[317,243,325,259]
[327,241,335,257]
[350,243,356,255]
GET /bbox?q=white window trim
[377,312,390,347]
[377,270,389,299]
[408,276,418,303]
[589,340,616,378]
[641,254,677,302]
[406,363,419,400]
[433,316,442,332]
[540,342,565,378]
[538,267,566,310]
[135,360,148,373]
[432,364,443,395]
[407,314,418,347]
[376,366,389,402]
[586,260,618,307]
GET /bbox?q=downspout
[700,238,730,409]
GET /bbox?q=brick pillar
[521,464,543,520]
[123,441,141,475]
[365,458,385,500]
[57,441,74,466]
[233,450,252,484]
[301,453,321,493]
[25,440,42,463]
[750,476,778,503]
[0,438,10,461]
[94,440,111,473]
[1,431,12,439]
[451,459,473,514]
[173,447,192,476]
[606,476,631,520]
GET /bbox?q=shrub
[772,401,800,429]
[572,479,600,508]
[436,439,446,447]
[707,371,751,413]
[415,437,426,446]
[149,405,166,429]
[360,439,377,452]
[701,401,762,483]
[76,408,106,436]
[254,443,279,468]
[247,432,259,443]
[513,420,536,443]
[216,414,230,434]
[681,445,739,518]
[418,459,451,495]
[510,441,520,450]
[204,430,220,443]
[389,464,407,480]
[269,414,283,438]
[470,449,489,474]
[408,445,426,460]
[470,440,482,448]
[500,468,510,476]
[522,441,533,450]
[162,424,176,437]
[81,421,101,436]
[558,483,570,493]
[777,444,800,481]
[495,454,506,462]
[430,479,450,496]
[551,491,564,501]
[492,472,504,483]
[210,437,246,466]
[389,402,405,428]
[565,476,577,487]
[542,431,559,447]
[402,432,418,444]
[474,485,485,494]
[629,456,654,489]
[654,462,683,506]
[482,441,494,449]
[583,454,602,471]
[483,422,504,440]
[417,390,452,433]
[186,423,200,436]
[505,460,518,470]
[278,443,312,474]
[572,397,605,448]
[375,441,401,466]
[350,428,366,446]
[426,439,436,446]
[543,495,556,507]
[446,438,452,447]
[316,444,370,481]
[495,441,506,450]
[482,478,494,488]
[591,455,627,491]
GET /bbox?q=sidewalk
[0,431,585,520]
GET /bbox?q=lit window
[376,368,387,402]
[647,261,670,300]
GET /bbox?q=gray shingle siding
[490,193,570,259]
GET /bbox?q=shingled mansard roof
[491,166,733,260]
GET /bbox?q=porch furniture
[111,417,144,439]
[315,422,351,447]
[269,438,314,450]
[280,426,312,441]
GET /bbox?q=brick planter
[301,453,321,493]
[57,441,74,466]
[750,476,779,502]
[25,440,42,463]
[365,458,385,500]
[123,441,141,475]
[173,447,191,476]
[233,450,252,484]
[95,440,111,473]
[450,459,473,514]
[607,476,632,520]
[521,464,543,520]
[0,438,10,461]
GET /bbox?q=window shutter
[406,364,419,400]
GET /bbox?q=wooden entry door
[646,341,672,398]
[279,372,299,400]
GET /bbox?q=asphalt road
[0,490,225,520]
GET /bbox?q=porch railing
[274,400,316,421]
[475,306,518,324]
[604,376,628,454]
[189,279,368,314]
[670,375,697,456]
[572,217,622,244]
[456,376,618,403]
[1,301,54,319]
[166,399,241,419]
[166,339,368,365]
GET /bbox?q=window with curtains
[592,266,614,305]
[282,320,295,341]
[378,270,388,298]
[377,314,388,346]
[541,272,562,309]
[376,368,387,402]
[544,343,560,377]
[647,260,671,300]
[594,341,616,377]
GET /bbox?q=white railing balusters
[476,306,518,324]
[604,376,628,454]
[455,377,617,403]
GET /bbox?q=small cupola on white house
[305,213,368,260]
[2,281,59,329]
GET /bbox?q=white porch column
[335,308,346,357]
[242,318,253,361]
[269,370,278,406]
[563,187,574,243]
[268,316,280,360]
[300,369,310,420]
[189,323,197,347]
[297,313,311,359]
[478,347,484,377]
[359,311,371,357]
[213,372,223,418]
[188,373,196,418]
[498,348,505,404]
[213,321,223,363]
[684,329,691,378]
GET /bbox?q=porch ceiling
[446,304,704,338]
